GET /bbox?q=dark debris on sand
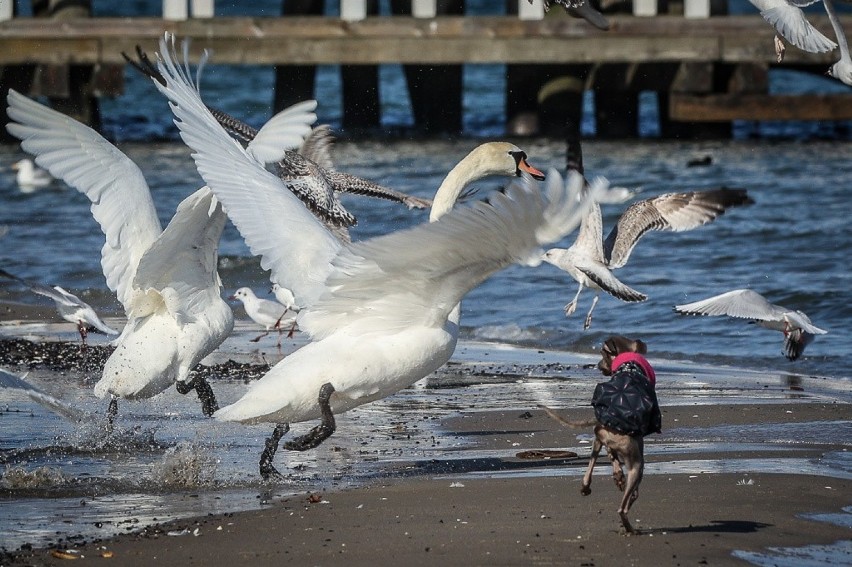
[0,339,270,383]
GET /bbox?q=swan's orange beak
[518,156,546,180]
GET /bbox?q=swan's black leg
[176,377,219,417]
[283,383,336,451]
[260,423,290,480]
[106,396,118,434]
[193,377,219,416]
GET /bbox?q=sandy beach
[1,301,850,566]
[3,400,850,565]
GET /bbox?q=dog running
[541,335,661,533]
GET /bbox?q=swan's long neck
[430,147,503,222]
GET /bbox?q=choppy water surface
[1,138,849,377]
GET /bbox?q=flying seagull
[674,288,827,360]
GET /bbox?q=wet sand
[4,403,850,566]
[1,302,850,565]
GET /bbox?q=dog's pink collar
[612,352,656,386]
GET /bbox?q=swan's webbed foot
[259,423,290,480]
[194,377,219,416]
[176,377,219,417]
[283,383,336,451]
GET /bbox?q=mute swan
[543,188,754,330]
[150,33,595,478]
[4,89,316,422]
[0,268,118,343]
[674,289,827,360]
[229,287,297,345]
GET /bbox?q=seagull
[543,187,754,330]
[0,268,118,344]
[124,45,431,242]
[271,283,299,313]
[229,287,297,345]
[149,32,594,478]
[11,158,52,191]
[674,289,827,360]
[4,92,314,421]
[747,0,837,62]
[535,0,610,31]
[824,0,852,84]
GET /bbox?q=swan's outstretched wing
[300,170,594,339]
[131,187,227,326]
[750,0,837,52]
[246,100,317,164]
[153,34,341,308]
[604,188,753,269]
[5,90,162,311]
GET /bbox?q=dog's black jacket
[591,361,662,437]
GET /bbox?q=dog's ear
[632,339,647,355]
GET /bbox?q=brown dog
[582,335,660,533]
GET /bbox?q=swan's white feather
[6,89,162,312]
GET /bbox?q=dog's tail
[538,404,597,428]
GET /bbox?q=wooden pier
[2,10,852,139]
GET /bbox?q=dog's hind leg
[617,439,645,534]
[608,449,626,491]
[581,431,604,495]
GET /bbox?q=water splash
[150,442,216,489]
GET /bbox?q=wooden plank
[0,15,848,65]
[669,93,852,121]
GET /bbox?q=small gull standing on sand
[229,287,297,345]
[674,289,827,360]
[543,188,754,330]
[151,31,596,478]
[0,268,118,344]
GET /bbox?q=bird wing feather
[5,89,162,312]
